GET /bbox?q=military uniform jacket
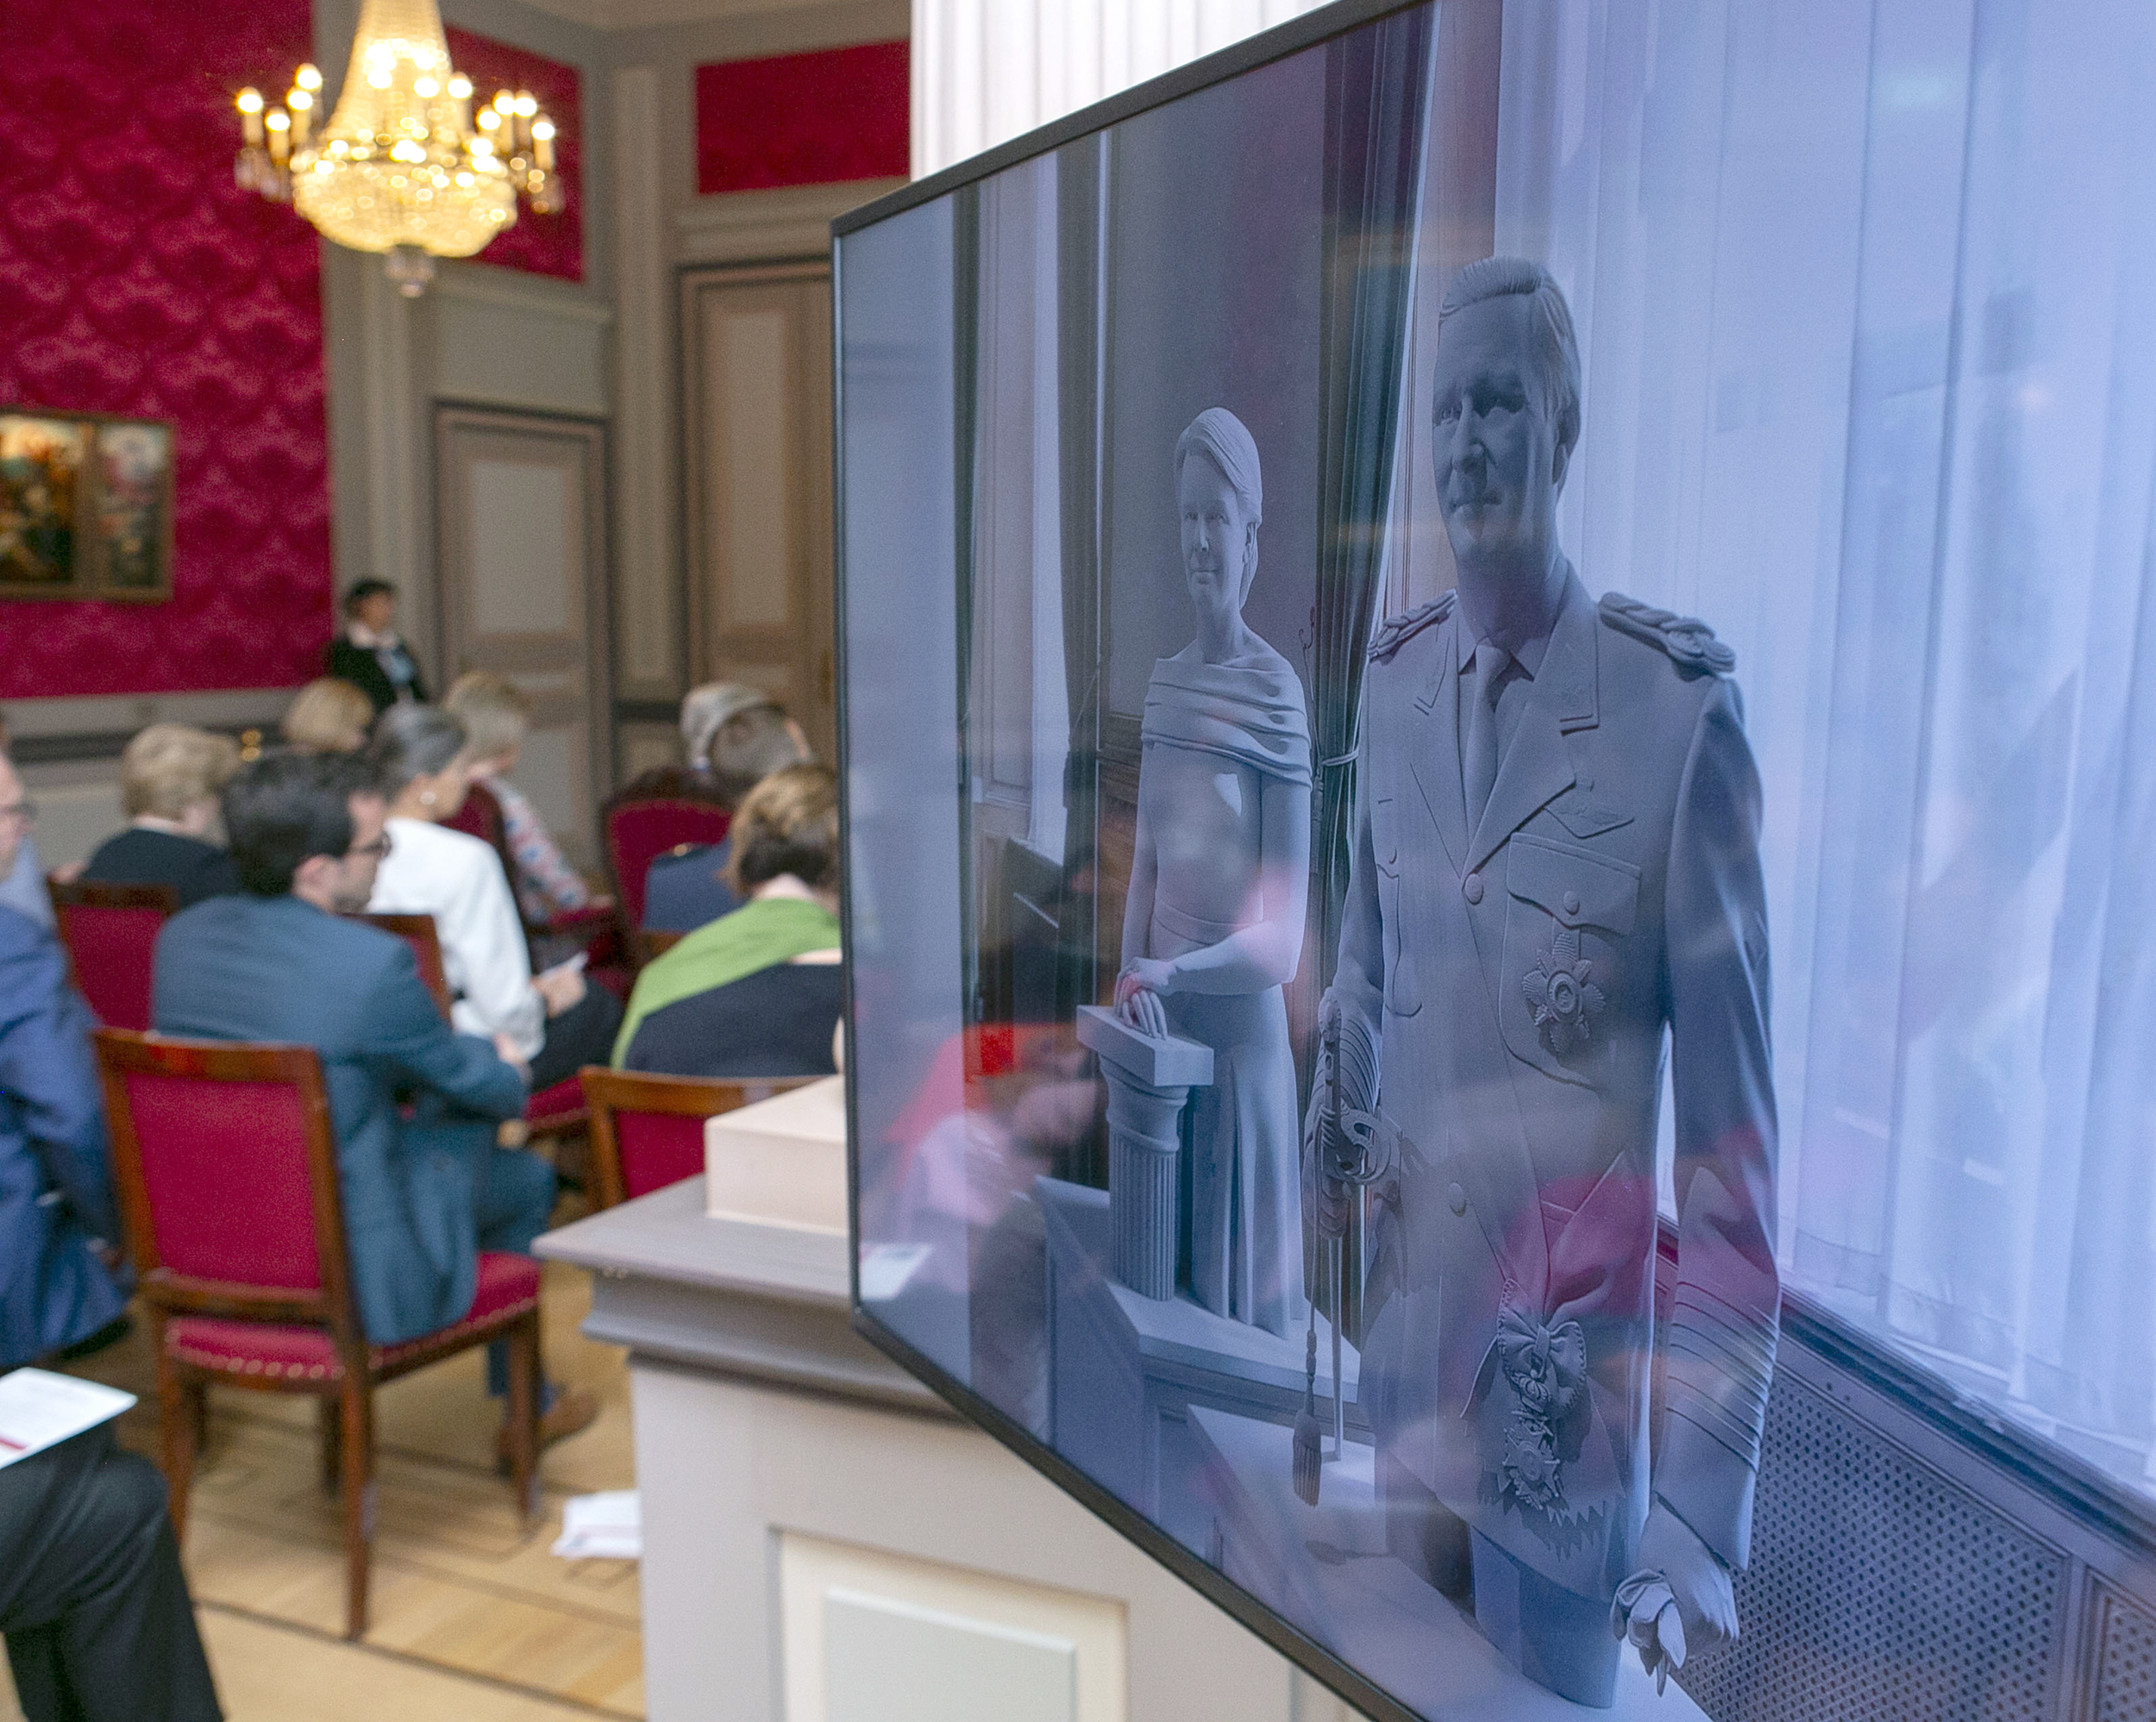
[1336,567,1778,1600]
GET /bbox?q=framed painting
[0,407,173,602]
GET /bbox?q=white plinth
[705,1075,849,1234]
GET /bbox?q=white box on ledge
[704,1076,849,1235]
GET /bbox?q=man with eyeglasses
[154,753,593,1449]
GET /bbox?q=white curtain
[1490,0,2156,1485]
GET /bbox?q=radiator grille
[1677,1372,2065,1721]
[2094,1583,2156,1722]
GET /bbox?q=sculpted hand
[1299,992,1354,1239]
[1113,961,1175,1040]
[1611,1502,1736,1694]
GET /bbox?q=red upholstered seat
[93,1030,546,1642]
[50,881,176,1031]
[166,1251,541,1382]
[605,799,731,932]
[579,1066,815,1210]
[526,1075,586,1130]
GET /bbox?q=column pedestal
[1075,1004,1213,1300]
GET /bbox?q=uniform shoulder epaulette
[1596,592,1735,676]
[1367,591,1456,663]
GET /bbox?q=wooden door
[680,262,837,761]
[435,406,613,869]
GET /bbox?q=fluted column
[1076,1005,1213,1300]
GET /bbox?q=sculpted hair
[223,752,377,896]
[370,703,467,798]
[121,723,241,821]
[1174,406,1263,527]
[724,762,840,897]
[1437,256,1583,459]
[444,670,531,761]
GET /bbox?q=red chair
[352,911,454,1017]
[578,1066,817,1210]
[449,782,624,985]
[604,799,731,939]
[48,880,178,1030]
[93,1030,542,1640]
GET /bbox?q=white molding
[2,687,295,739]
[432,265,617,328]
[675,178,902,266]
[511,0,861,27]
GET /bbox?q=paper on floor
[552,1489,641,1560]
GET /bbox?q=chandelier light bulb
[513,91,537,117]
[448,73,472,98]
[414,76,440,97]
[288,88,312,111]
[264,109,290,130]
[296,63,323,91]
[531,118,555,141]
[236,88,264,113]
[493,91,516,113]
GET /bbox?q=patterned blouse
[490,776,592,921]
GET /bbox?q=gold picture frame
[0,407,175,603]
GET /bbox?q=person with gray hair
[365,704,622,1094]
[621,682,817,934]
[1304,257,1777,1704]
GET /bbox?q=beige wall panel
[469,458,577,638]
[706,303,796,633]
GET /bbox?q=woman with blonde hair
[611,763,842,1077]
[279,677,374,755]
[442,671,593,924]
[79,723,243,906]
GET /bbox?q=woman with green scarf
[612,764,843,1076]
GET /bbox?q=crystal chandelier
[235,0,562,297]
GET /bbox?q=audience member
[327,579,429,714]
[614,764,843,1077]
[443,672,594,924]
[279,677,374,755]
[154,752,596,1446]
[627,685,812,934]
[0,743,128,1368]
[78,724,241,909]
[0,712,53,928]
[0,1423,223,1722]
[366,706,620,1092]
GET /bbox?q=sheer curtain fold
[1489,0,2156,1487]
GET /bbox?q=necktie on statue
[1463,640,1509,833]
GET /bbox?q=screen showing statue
[834,2,2156,1715]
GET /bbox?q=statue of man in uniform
[1306,257,1779,1706]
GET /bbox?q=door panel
[681,263,837,762]
[436,406,612,869]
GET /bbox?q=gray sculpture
[1306,259,1778,1706]
[1114,406,1312,1340]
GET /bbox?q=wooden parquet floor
[1,1241,642,1720]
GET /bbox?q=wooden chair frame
[95,1030,542,1640]
[577,1066,817,1211]
[350,911,454,1018]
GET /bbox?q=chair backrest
[605,800,731,931]
[352,911,453,1018]
[48,880,178,1031]
[94,1030,359,1338]
[442,780,507,853]
[578,1066,815,1209]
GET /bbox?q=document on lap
[0,1368,136,1468]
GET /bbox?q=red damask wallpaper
[446,28,583,284]
[0,0,330,699]
[697,41,911,197]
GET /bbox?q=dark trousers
[0,1425,222,1722]
[526,984,622,1094]
[477,1143,558,1399]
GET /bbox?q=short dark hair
[223,752,380,896]
[342,578,396,617]
[369,704,466,798]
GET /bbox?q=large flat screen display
[833,1,2156,1714]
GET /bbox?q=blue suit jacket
[0,906,127,1367]
[154,894,528,1345]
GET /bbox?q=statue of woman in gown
[1113,407,1311,1338]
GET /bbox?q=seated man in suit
[0,744,128,1370]
[154,752,596,1450]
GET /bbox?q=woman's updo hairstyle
[724,762,839,897]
